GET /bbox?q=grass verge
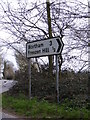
[2,93,89,119]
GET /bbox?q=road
[0,111,16,119]
[0,79,18,119]
[0,79,17,93]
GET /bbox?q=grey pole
[28,58,31,99]
[56,55,59,103]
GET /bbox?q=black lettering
[42,48,49,53]
[28,45,31,49]
[49,41,52,46]
[28,43,44,49]
[28,50,41,55]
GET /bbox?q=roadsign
[26,37,64,58]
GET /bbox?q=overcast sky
[0,0,88,71]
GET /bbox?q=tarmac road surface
[0,112,16,119]
[0,79,18,119]
[0,79,17,93]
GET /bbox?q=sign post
[28,59,31,99]
[56,55,59,103]
[26,37,64,102]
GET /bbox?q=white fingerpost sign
[26,37,64,102]
[26,37,64,58]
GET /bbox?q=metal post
[56,55,59,103]
[28,59,31,99]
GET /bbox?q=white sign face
[26,37,64,58]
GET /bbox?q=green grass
[2,93,90,118]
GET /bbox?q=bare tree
[50,0,88,72]
[0,47,3,79]
[0,0,89,72]
[0,56,2,79]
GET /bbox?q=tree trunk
[46,0,53,76]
